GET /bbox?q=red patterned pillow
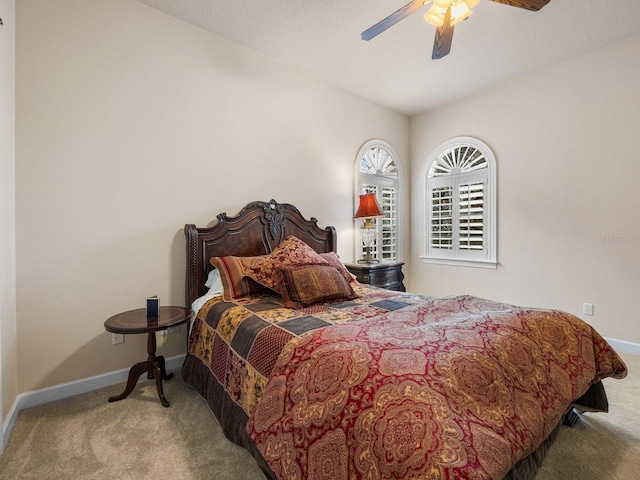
[241,236,329,293]
[320,251,358,284]
[278,264,358,308]
[210,255,274,301]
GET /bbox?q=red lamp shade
[354,193,383,219]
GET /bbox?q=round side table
[104,305,190,407]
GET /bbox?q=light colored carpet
[0,352,638,480]
[0,376,266,480]
[535,351,640,480]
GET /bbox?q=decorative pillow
[241,235,329,293]
[277,264,358,308]
[210,255,273,301]
[320,251,358,284]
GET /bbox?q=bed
[181,199,627,480]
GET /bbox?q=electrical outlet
[112,333,124,345]
[582,303,594,316]
[158,325,181,337]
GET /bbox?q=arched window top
[360,144,398,178]
[428,141,488,178]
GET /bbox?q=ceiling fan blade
[489,0,550,11]
[432,8,454,60]
[361,0,426,41]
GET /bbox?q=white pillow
[190,269,224,323]
[204,268,223,296]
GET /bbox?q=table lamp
[354,193,384,263]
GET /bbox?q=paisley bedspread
[186,284,428,419]
[245,295,627,480]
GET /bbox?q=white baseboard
[604,338,640,357]
[2,354,185,451]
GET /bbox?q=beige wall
[409,35,640,345]
[1,0,17,424]
[11,0,639,409]
[15,0,409,393]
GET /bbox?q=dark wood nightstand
[345,261,405,292]
[104,306,190,407]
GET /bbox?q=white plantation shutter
[379,185,398,260]
[356,141,401,262]
[360,181,399,261]
[423,137,496,268]
[458,181,484,251]
[430,185,453,250]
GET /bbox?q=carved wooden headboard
[184,199,337,306]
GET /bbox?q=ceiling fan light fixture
[424,6,446,26]
[450,2,473,25]
[424,0,476,27]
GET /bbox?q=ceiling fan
[361,0,550,60]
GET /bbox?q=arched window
[422,137,496,268]
[355,140,401,262]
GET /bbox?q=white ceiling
[135,0,640,116]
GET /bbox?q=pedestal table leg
[108,331,173,407]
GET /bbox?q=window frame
[355,140,402,263]
[421,136,497,269]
